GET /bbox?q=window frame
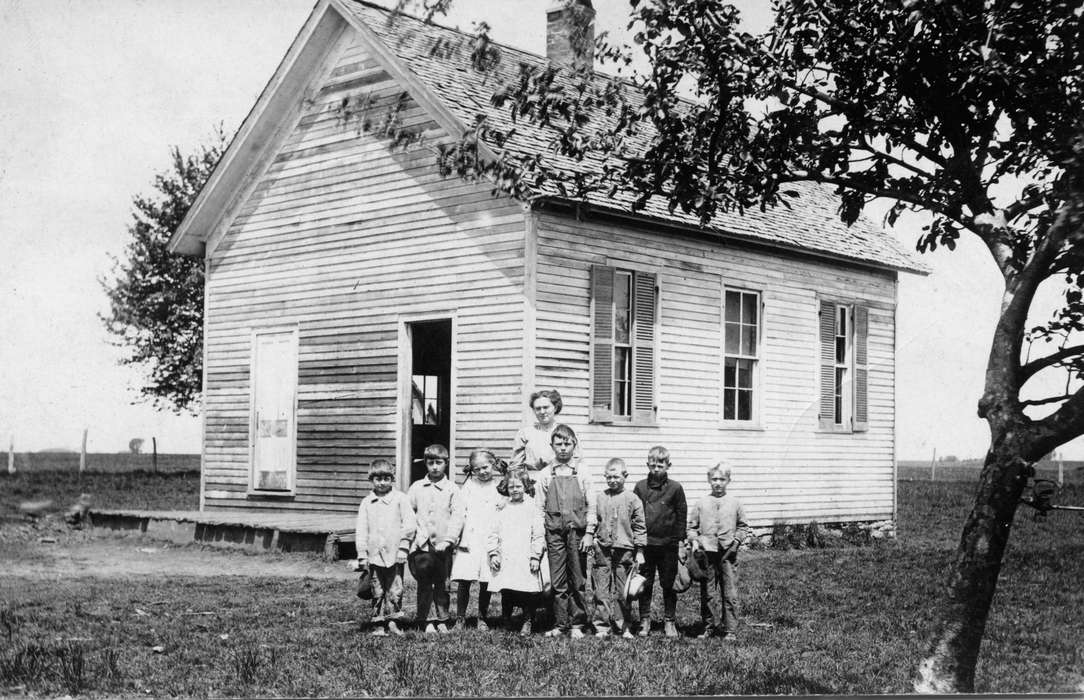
[818,299,869,433]
[721,287,763,427]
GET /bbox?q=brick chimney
[546,0,595,72]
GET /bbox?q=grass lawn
[1,474,1082,696]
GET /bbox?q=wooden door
[251,329,298,492]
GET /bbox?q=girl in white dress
[450,449,504,630]
[487,469,546,636]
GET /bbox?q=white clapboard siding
[201,32,527,514]
[532,211,898,527]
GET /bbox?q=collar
[422,477,448,489]
[551,460,578,475]
[647,474,669,488]
[368,491,394,504]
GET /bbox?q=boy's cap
[408,549,440,579]
[623,572,647,603]
[673,560,693,593]
[685,547,711,582]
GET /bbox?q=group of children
[353,424,751,640]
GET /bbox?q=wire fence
[4,452,200,474]
[898,460,1083,485]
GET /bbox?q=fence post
[7,436,13,475]
[1058,454,1064,486]
[930,448,937,481]
[152,437,158,473]
[80,428,88,473]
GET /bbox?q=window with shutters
[722,288,761,423]
[590,264,657,424]
[818,300,869,432]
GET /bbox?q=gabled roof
[171,0,926,275]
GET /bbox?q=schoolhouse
[169,0,924,530]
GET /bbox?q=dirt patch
[0,519,356,581]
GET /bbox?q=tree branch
[1020,394,1076,408]
[1020,344,1084,381]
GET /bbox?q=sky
[0,0,1078,460]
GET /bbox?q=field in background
[898,459,1083,484]
[3,452,200,474]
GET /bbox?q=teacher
[510,389,563,471]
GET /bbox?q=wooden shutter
[590,264,615,422]
[818,299,835,429]
[853,305,869,432]
[632,271,657,424]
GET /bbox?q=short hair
[707,461,733,479]
[529,389,563,415]
[369,459,395,479]
[551,423,578,446]
[497,468,536,498]
[465,449,499,476]
[424,444,449,462]
[604,458,627,476]
[648,445,671,464]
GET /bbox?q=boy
[633,445,687,637]
[687,461,751,640]
[535,424,595,638]
[590,458,647,638]
[407,444,462,634]
[355,459,416,636]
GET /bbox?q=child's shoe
[719,633,737,643]
[664,620,679,637]
[621,624,635,639]
[543,627,564,637]
[637,622,650,637]
[569,626,585,639]
[371,624,388,636]
[387,620,404,636]
[519,620,532,636]
[424,622,438,634]
[436,622,450,634]
[454,616,467,632]
[595,626,611,638]
[476,618,489,632]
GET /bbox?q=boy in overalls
[535,423,596,638]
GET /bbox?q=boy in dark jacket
[633,445,687,637]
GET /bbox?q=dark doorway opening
[408,319,451,484]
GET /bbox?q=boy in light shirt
[354,459,416,636]
[589,458,646,638]
[687,461,751,640]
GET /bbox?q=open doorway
[406,319,452,484]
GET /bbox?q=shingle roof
[341,0,926,274]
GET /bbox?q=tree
[431,0,1083,691]
[101,130,226,413]
[128,437,144,455]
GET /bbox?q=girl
[450,449,504,630]
[487,469,546,636]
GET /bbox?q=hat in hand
[408,549,440,580]
[623,572,647,604]
[355,568,374,600]
[673,560,693,593]
[685,547,711,582]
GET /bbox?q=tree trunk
[913,431,1033,693]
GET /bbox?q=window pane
[836,337,846,364]
[737,359,753,389]
[723,388,735,420]
[725,322,740,354]
[737,389,752,421]
[725,291,740,323]
[743,323,757,356]
[411,375,426,424]
[835,367,845,423]
[614,381,629,416]
[724,357,736,386]
[837,307,847,335]
[614,347,629,379]
[425,398,439,425]
[615,272,631,344]
[742,293,757,325]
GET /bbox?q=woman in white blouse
[510,389,563,471]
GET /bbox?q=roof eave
[530,196,929,276]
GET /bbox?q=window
[819,300,869,431]
[590,264,657,423]
[723,289,760,422]
[411,374,441,425]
